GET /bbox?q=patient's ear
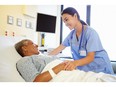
[21,46,27,52]
[21,46,28,56]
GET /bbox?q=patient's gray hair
[15,39,29,57]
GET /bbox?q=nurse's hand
[63,60,76,71]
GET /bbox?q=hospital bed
[111,61,116,74]
[0,36,26,82]
[0,36,116,82]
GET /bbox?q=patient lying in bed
[15,39,116,82]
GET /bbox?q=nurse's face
[62,13,77,30]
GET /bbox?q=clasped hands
[61,60,77,71]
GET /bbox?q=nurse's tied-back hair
[61,7,87,25]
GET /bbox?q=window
[91,5,116,61]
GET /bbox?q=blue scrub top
[62,26,114,74]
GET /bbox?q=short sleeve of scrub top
[62,30,74,47]
[85,28,104,53]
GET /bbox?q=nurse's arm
[74,52,95,66]
[48,44,66,55]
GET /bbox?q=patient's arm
[33,63,65,82]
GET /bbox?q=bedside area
[111,61,116,75]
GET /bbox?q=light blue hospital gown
[62,26,114,74]
[16,55,56,82]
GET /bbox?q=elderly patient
[15,39,66,82]
[15,39,116,82]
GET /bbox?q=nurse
[49,7,114,74]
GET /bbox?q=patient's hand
[52,62,66,74]
[63,60,76,71]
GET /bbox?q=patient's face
[23,40,39,56]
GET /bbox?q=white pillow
[0,36,26,82]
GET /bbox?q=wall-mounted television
[36,13,56,33]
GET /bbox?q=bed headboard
[0,36,30,82]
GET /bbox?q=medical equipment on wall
[41,33,45,47]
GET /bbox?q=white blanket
[42,59,116,82]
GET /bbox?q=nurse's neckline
[76,25,87,37]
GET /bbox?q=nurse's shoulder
[85,26,99,37]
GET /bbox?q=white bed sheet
[42,59,116,82]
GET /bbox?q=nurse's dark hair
[61,7,87,25]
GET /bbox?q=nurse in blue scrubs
[49,7,114,74]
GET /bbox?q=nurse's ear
[74,13,79,20]
[74,13,77,17]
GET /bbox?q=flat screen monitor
[36,13,56,33]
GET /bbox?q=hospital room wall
[37,5,61,48]
[0,5,61,46]
[0,5,38,43]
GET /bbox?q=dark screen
[36,13,56,33]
